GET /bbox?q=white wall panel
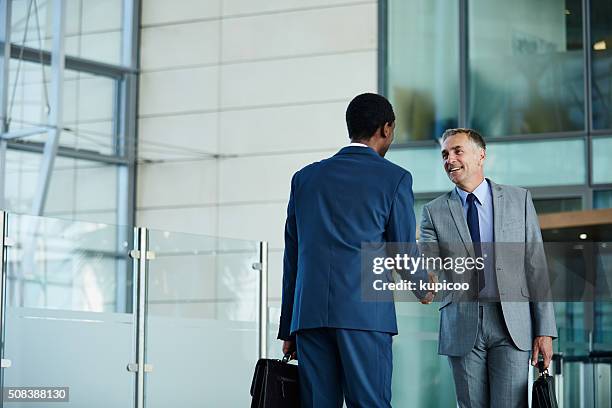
[137,160,218,208]
[141,21,220,71]
[137,207,218,236]
[220,51,377,109]
[218,202,286,248]
[138,112,219,161]
[219,101,349,154]
[222,0,375,16]
[221,4,376,62]
[139,66,219,116]
[141,0,221,26]
[218,151,333,203]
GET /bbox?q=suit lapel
[489,179,503,242]
[447,189,475,258]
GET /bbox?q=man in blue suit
[278,93,429,407]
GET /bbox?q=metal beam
[31,0,66,216]
[377,0,388,95]
[1,126,50,140]
[0,43,137,78]
[0,0,12,209]
[6,140,129,164]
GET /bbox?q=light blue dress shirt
[456,179,499,299]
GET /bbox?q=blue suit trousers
[296,328,393,408]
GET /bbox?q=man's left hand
[531,336,553,369]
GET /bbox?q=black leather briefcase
[250,354,299,408]
[532,362,558,408]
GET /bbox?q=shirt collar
[456,178,489,206]
[347,142,369,148]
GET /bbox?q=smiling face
[440,132,486,192]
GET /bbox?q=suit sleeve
[525,189,558,338]
[278,173,298,341]
[386,172,428,298]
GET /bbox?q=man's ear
[383,122,393,138]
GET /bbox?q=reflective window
[592,136,612,184]
[8,60,118,155]
[4,150,119,224]
[594,191,612,209]
[11,0,125,66]
[386,0,459,142]
[533,197,582,214]
[62,70,118,155]
[468,0,584,136]
[485,139,586,186]
[590,0,612,130]
[386,146,454,193]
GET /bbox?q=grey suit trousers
[448,303,530,408]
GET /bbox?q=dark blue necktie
[466,193,485,292]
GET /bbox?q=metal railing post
[0,211,9,407]
[129,227,150,408]
[257,241,269,359]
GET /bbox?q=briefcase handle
[537,361,550,377]
[282,353,294,363]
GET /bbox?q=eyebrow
[441,144,464,154]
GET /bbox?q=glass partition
[392,303,456,407]
[144,229,260,407]
[2,212,135,407]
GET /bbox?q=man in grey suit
[420,128,557,408]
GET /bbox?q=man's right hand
[282,340,297,360]
[420,272,438,304]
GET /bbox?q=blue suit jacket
[278,146,419,341]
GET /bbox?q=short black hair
[345,93,395,141]
[441,128,486,150]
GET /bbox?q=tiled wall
[136,0,378,303]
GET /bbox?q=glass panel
[267,301,283,359]
[533,197,582,214]
[7,60,117,155]
[486,139,586,186]
[386,0,459,142]
[392,303,456,407]
[468,0,584,136]
[590,0,612,130]
[592,137,612,184]
[3,149,120,224]
[594,190,612,209]
[10,0,54,52]
[386,146,454,193]
[7,59,50,134]
[145,230,260,407]
[2,213,135,407]
[11,0,124,66]
[62,70,117,155]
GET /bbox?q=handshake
[420,272,438,305]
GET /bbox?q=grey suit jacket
[420,179,558,356]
